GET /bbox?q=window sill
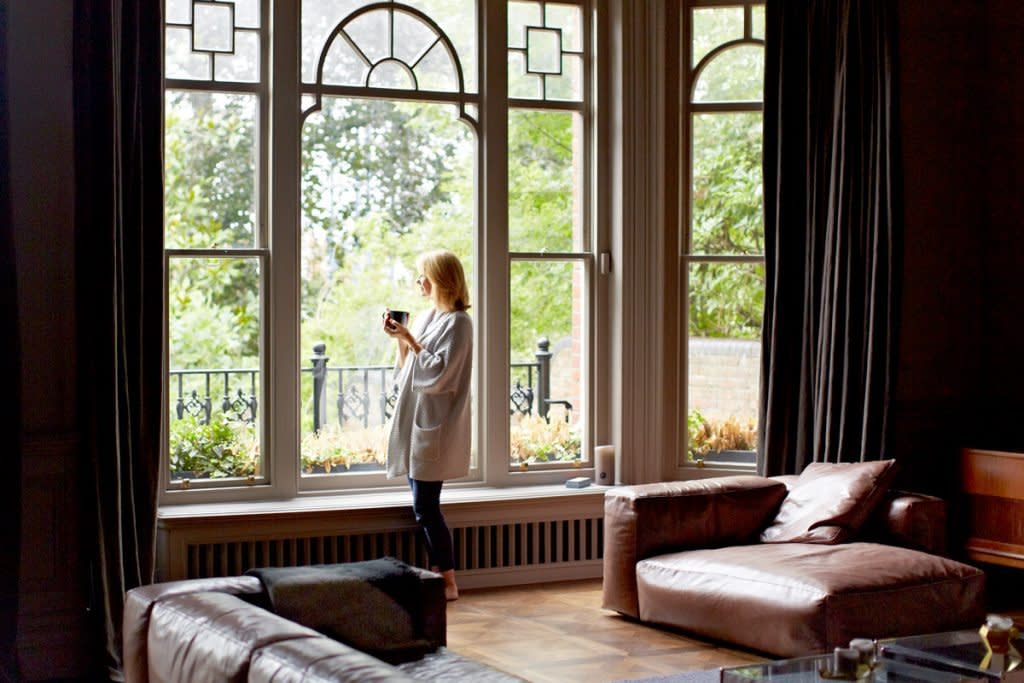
[156,482,612,522]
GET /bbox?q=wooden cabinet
[961,448,1024,569]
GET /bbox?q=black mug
[385,309,410,328]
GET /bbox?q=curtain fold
[758,0,902,476]
[74,0,164,676]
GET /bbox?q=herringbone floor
[446,577,1024,683]
[445,578,766,683]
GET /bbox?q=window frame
[159,0,602,504]
[678,0,765,476]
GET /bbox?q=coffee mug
[385,309,410,328]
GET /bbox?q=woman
[383,249,472,601]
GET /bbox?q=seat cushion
[635,542,985,657]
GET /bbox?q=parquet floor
[447,577,1024,683]
[445,578,767,683]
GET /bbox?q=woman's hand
[383,316,421,354]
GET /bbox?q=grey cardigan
[386,308,473,481]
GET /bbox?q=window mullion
[268,0,301,497]
[480,0,511,485]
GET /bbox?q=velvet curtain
[758,0,902,476]
[74,0,164,677]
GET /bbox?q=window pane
[545,3,583,53]
[166,27,211,80]
[165,91,258,249]
[691,112,763,255]
[299,98,474,474]
[693,45,764,102]
[545,54,583,101]
[168,257,262,481]
[166,0,262,83]
[213,29,260,82]
[508,0,583,102]
[301,0,478,93]
[751,5,766,40]
[686,262,763,465]
[510,260,584,469]
[509,109,583,252]
[692,6,744,69]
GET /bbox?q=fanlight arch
[691,39,765,103]
[302,2,474,128]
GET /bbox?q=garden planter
[347,462,384,472]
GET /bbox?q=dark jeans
[408,478,454,572]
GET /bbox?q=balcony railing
[170,338,569,430]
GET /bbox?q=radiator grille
[184,517,604,580]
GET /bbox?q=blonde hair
[417,249,470,312]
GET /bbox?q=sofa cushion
[249,635,419,683]
[760,459,897,544]
[635,542,986,657]
[246,558,441,664]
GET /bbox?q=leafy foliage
[690,112,765,340]
[510,414,581,465]
[168,414,259,479]
[300,424,386,473]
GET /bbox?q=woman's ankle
[440,569,459,601]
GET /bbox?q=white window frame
[160,0,604,504]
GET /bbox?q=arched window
[683,2,765,469]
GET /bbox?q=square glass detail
[526,27,562,75]
[193,1,235,53]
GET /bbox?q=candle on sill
[595,445,615,485]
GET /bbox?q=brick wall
[687,338,760,422]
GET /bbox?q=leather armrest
[869,490,948,556]
[123,576,264,683]
[601,476,788,617]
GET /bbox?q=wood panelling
[17,435,87,680]
[961,449,1024,568]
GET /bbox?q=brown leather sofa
[602,473,986,657]
[123,568,523,682]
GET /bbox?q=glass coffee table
[877,628,1023,682]
[719,653,985,681]
[719,626,1022,682]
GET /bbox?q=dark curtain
[758,0,902,476]
[0,1,23,677]
[74,0,164,677]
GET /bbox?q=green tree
[689,112,765,340]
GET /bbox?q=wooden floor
[445,578,767,683]
[447,577,1024,683]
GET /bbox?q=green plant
[300,424,350,473]
[169,414,259,478]
[510,414,581,465]
[688,410,757,457]
[300,424,386,473]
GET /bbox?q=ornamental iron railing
[170,338,570,431]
